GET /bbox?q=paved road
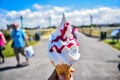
[73,33,120,80]
[0,32,120,80]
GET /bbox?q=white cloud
[0,4,120,29]
[6,11,17,18]
[19,9,31,15]
[33,3,44,10]
[53,6,70,12]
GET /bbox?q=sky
[0,0,120,29]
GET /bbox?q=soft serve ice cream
[48,13,80,66]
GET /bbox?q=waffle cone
[55,64,74,80]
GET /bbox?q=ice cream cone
[48,13,80,80]
[55,64,74,80]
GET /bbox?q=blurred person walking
[11,23,29,67]
[0,30,7,63]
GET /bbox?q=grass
[3,41,14,57]
[3,40,39,57]
[40,28,55,36]
[103,39,120,50]
[26,28,55,39]
[79,27,116,37]
[80,28,100,36]
[29,40,40,46]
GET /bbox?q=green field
[103,39,120,50]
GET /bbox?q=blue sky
[0,0,120,11]
[0,0,120,29]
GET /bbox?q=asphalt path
[0,32,120,80]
